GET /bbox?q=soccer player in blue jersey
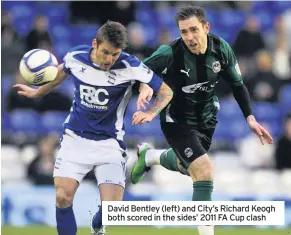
[14,21,173,235]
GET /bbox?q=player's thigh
[54,130,95,184]
[161,123,207,167]
[161,123,212,181]
[95,160,126,201]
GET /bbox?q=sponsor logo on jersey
[180,69,191,77]
[212,61,221,73]
[80,85,109,110]
[182,81,219,93]
[182,82,209,93]
[235,62,241,75]
[184,147,193,158]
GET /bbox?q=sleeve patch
[235,62,241,75]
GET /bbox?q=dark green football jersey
[144,33,243,127]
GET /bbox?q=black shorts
[161,116,217,169]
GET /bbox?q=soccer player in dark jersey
[130,5,273,235]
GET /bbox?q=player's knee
[56,188,74,208]
[198,167,213,181]
[188,154,213,181]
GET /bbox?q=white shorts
[53,129,126,188]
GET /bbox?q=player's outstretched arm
[132,82,173,125]
[14,64,68,99]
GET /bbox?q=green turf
[1,226,290,235]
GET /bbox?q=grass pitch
[2,226,290,235]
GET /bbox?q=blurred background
[1,0,291,232]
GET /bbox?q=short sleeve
[143,45,173,76]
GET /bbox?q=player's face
[178,16,210,54]
[93,40,122,71]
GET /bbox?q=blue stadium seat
[1,75,13,99]
[9,3,36,36]
[135,8,157,25]
[273,2,291,14]
[10,109,42,133]
[169,25,180,39]
[253,10,275,32]
[1,112,11,133]
[9,2,36,19]
[53,41,73,59]
[252,102,282,122]
[41,111,68,134]
[279,85,291,109]
[218,10,246,30]
[215,119,249,141]
[279,85,291,117]
[141,23,159,46]
[251,1,274,13]
[156,7,176,28]
[13,18,34,36]
[50,24,71,42]
[264,121,281,139]
[218,98,244,121]
[37,3,69,24]
[70,25,99,45]
[205,8,220,28]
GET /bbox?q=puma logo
[180,69,190,77]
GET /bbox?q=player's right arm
[14,63,69,99]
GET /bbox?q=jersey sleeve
[62,45,90,74]
[220,41,243,87]
[62,52,73,74]
[143,45,173,76]
[130,57,163,93]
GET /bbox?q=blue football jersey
[62,45,163,150]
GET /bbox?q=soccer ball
[19,49,58,86]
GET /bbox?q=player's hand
[247,115,273,145]
[137,83,153,110]
[13,84,40,98]
[132,111,155,125]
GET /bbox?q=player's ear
[204,22,210,34]
[92,39,98,49]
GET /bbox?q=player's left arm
[221,43,273,145]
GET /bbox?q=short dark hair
[175,5,207,25]
[96,20,128,49]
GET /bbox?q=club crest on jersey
[212,61,221,73]
[184,147,193,158]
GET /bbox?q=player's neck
[200,36,208,54]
